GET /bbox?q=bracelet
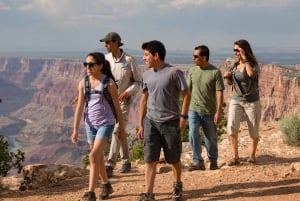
[180,114,188,119]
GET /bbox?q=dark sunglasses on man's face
[233,49,240,52]
[83,62,98,68]
[193,55,201,59]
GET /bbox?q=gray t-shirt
[142,64,188,122]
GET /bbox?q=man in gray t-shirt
[137,40,191,201]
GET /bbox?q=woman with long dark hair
[71,52,125,201]
[223,39,261,166]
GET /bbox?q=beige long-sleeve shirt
[105,51,142,97]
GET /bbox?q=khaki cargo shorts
[227,99,261,139]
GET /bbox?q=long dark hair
[86,52,116,83]
[234,39,258,67]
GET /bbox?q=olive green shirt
[187,65,224,115]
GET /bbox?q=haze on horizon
[0,0,300,54]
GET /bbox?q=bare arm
[239,47,256,78]
[214,90,224,124]
[179,89,191,131]
[71,79,85,144]
[108,80,125,141]
[137,92,148,140]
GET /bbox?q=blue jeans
[188,110,218,164]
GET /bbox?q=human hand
[238,47,247,60]
[214,113,221,124]
[223,71,232,79]
[119,91,129,102]
[179,118,188,131]
[137,127,144,140]
[71,132,78,144]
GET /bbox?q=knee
[89,152,99,164]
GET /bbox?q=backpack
[84,75,118,122]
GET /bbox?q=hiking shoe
[83,191,96,201]
[99,182,113,200]
[227,158,240,166]
[120,163,131,173]
[138,193,156,201]
[171,181,183,201]
[188,162,205,171]
[106,166,113,178]
[209,160,218,170]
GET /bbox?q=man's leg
[106,100,131,175]
[188,111,205,171]
[118,101,131,172]
[171,161,182,182]
[138,117,160,201]
[171,161,183,201]
[162,118,183,201]
[202,114,218,170]
[145,162,157,194]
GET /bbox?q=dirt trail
[1,121,300,201]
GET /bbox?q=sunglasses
[83,62,98,68]
[193,55,201,59]
[233,49,240,52]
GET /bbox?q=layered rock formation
[0,57,299,167]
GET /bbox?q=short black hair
[194,45,210,61]
[141,40,166,61]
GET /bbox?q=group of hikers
[70,32,261,201]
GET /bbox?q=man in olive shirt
[187,45,224,171]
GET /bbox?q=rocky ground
[1,121,300,201]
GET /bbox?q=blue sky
[0,0,300,54]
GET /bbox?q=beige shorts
[227,99,261,139]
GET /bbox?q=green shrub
[0,135,25,176]
[279,113,300,146]
[83,149,90,169]
[130,139,144,162]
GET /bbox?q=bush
[83,150,90,169]
[0,135,25,176]
[130,139,144,162]
[279,113,300,146]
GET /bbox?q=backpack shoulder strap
[83,75,90,121]
[103,75,110,90]
[84,75,91,103]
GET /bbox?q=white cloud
[5,0,298,19]
[0,2,11,10]
[0,0,299,51]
